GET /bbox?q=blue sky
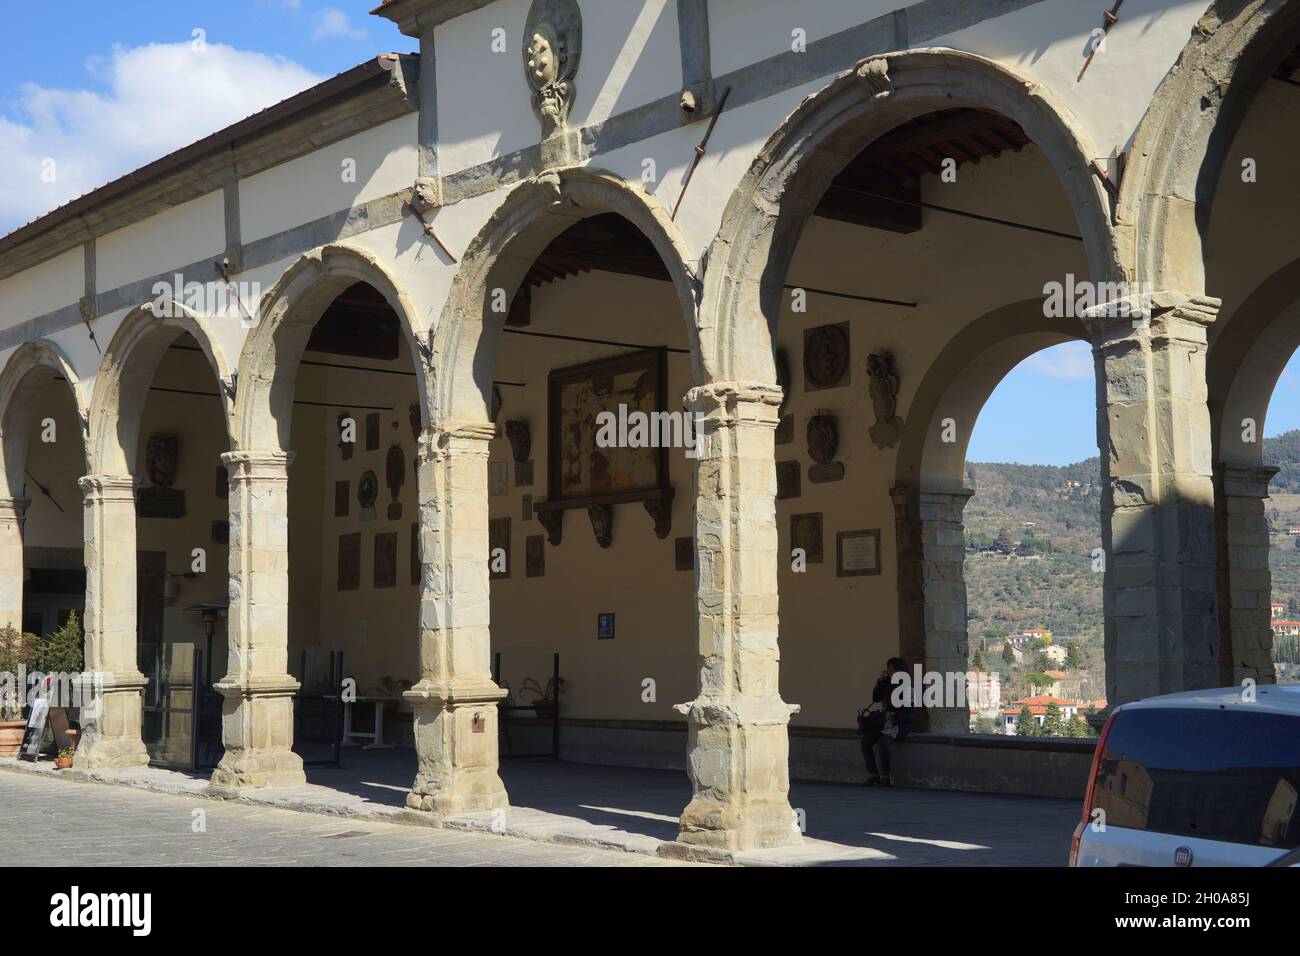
[3,5,1295,468]
[0,2,407,232]
[969,341,1300,466]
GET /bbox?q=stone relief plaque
[867,350,905,449]
[837,529,882,577]
[215,464,229,500]
[803,323,850,391]
[386,445,406,520]
[338,532,361,591]
[526,534,545,578]
[791,513,823,564]
[522,494,533,521]
[334,480,350,518]
[489,461,509,497]
[776,460,801,500]
[774,414,794,445]
[515,460,534,487]
[374,532,398,589]
[365,412,380,451]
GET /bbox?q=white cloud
[1021,341,1094,381]
[0,42,322,235]
[313,9,368,42]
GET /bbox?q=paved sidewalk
[0,751,1079,865]
[0,771,688,867]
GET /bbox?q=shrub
[32,612,84,675]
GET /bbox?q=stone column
[74,475,148,769]
[892,483,975,734]
[210,451,305,789]
[673,382,800,853]
[405,423,509,817]
[1215,463,1278,685]
[1087,295,1221,706]
[0,497,31,632]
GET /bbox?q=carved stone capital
[684,381,783,424]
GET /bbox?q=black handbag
[857,704,884,736]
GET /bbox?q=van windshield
[1094,708,1300,849]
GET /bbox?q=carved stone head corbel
[856,58,892,97]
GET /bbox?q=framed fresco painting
[545,347,669,507]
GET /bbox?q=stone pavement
[0,751,1080,865]
[0,771,689,867]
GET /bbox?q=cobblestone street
[0,772,688,867]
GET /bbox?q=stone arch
[897,299,1091,491]
[1118,0,1300,295]
[701,47,1117,387]
[235,243,424,453]
[0,339,89,499]
[1210,255,1300,467]
[87,301,234,477]
[430,166,702,425]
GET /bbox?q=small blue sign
[597,612,615,640]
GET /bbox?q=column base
[405,681,509,818]
[209,748,306,790]
[208,675,305,790]
[72,672,149,771]
[673,695,802,852]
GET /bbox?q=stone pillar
[74,475,148,769]
[0,497,31,632]
[1215,463,1278,685]
[674,382,800,853]
[892,483,975,734]
[210,451,305,789]
[1087,295,1221,706]
[405,423,509,817]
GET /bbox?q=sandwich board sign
[18,697,49,760]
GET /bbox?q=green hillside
[963,429,1300,688]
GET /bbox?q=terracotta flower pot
[54,755,73,769]
[0,720,25,759]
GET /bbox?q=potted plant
[519,676,566,721]
[0,625,36,758]
[54,747,75,770]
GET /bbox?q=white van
[1070,684,1300,866]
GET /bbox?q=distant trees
[1064,642,1083,669]
[1002,643,1017,665]
[1041,702,1064,737]
[1016,705,1037,737]
[972,650,986,672]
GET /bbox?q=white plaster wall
[435,0,537,175]
[708,0,899,77]
[96,192,226,293]
[589,78,826,261]
[933,0,1208,158]
[0,247,84,329]
[568,0,681,130]
[238,115,420,244]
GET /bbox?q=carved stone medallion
[803,323,850,391]
[806,412,838,465]
[524,0,582,138]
